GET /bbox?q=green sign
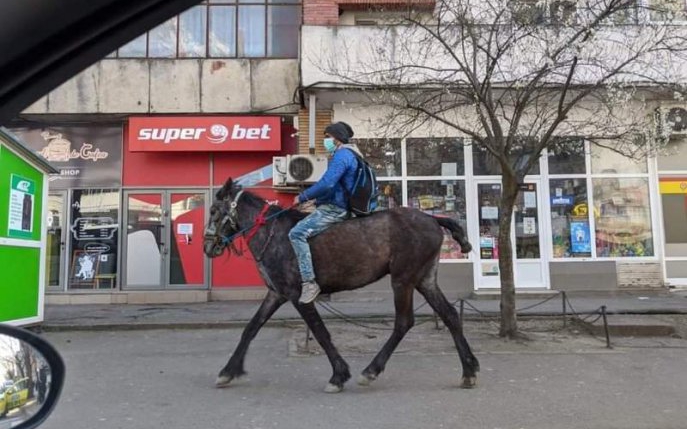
[8,174,35,239]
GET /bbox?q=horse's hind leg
[358,281,414,386]
[216,291,287,387]
[294,302,351,393]
[415,264,480,388]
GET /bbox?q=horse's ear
[226,177,243,193]
[215,177,233,200]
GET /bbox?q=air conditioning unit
[285,154,327,184]
[272,156,287,187]
[661,106,687,135]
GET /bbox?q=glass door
[123,192,164,288]
[476,182,502,288]
[474,181,547,289]
[660,177,687,285]
[123,191,208,289]
[514,183,546,288]
[45,192,67,291]
[168,192,206,287]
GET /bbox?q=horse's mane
[238,187,308,223]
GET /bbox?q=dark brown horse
[203,178,479,393]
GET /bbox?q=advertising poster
[482,262,499,276]
[481,206,499,220]
[8,174,35,239]
[570,220,592,253]
[524,191,537,208]
[69,250,99,287]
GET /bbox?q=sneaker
[299,281,321,304]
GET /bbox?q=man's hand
[293,195,301,206]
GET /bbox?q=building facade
[298,0,687,295]
[12,0,687,303]
[12,0,302,303]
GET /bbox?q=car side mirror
[0,325,65,429]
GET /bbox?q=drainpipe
[308,94,316,154]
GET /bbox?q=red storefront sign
[128,116,281,151]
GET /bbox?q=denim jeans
[288,204,349,283]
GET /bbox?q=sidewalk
[41,288,687,331]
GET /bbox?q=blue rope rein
[220,205,294,245]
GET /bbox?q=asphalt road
[36,322,687,429]
[0,415,24,429]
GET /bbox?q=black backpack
[342,148,379,216]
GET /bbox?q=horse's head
[203,177,243,258]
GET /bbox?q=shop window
[407,138,465,176]
[472,140,541,175]
[550,178,591,258]
[473,145,500,176]
[590,143,647,174]
[408,181,468,259]
[355,138,402,178]
[661,192,687,256]
[548,138,586,175]
[68,189,120,289]
[114,0,300,59]
[377,181,403,210]
[593,178,654,257]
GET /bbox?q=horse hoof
[460,377,477,389]
[324,383,343,393]
[357,374,376,386]
[215,375,233,388]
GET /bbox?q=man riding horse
[289,121,362,304]
[203,132,479,393]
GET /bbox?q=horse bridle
[205,189,244,243]
[205,189,291,259]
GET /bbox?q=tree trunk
[498,174,520,338]
[19,343,35,399]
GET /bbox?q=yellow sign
[659,180,687,194]
[572,203,599,218]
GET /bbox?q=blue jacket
[298,147,358,210]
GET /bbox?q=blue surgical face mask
[323,137,337,153]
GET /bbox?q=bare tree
[0,335,20,380]
[0,336,36,396]
[309,0,687,337]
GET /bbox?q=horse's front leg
[294,302,351,393]
[216,291,287,387]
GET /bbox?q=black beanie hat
[324,121,354,144]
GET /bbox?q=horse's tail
[430,215,472,253]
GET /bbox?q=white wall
[301,25,687,88]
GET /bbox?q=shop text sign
[11,126,122,189]
[128,116,281,152]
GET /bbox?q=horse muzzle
[459,239,473,254]
[203,236,225,258]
